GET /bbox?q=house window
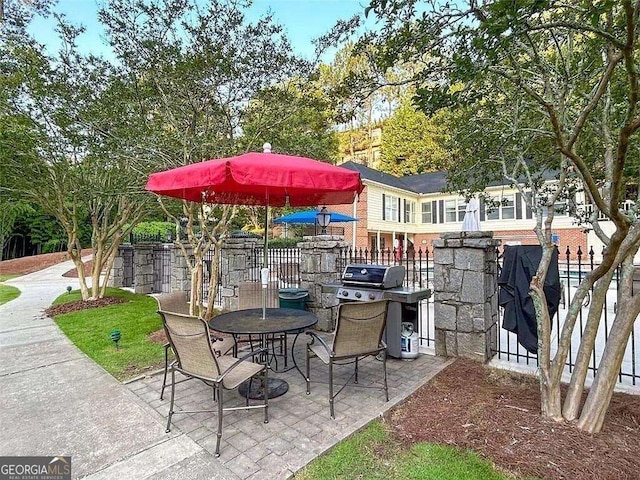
[457,201,466,222]
[405,201,415,223]
[502,195,515,219]
[444,199,467,222]
[486,197,499,220]
[485,195,516,220]
[445,200,457,222]
[421,202,432,223]
[385,194,399,222]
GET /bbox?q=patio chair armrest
[218,348,268,382]
[305,331,333,356]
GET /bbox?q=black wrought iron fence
[130,232,175,244]
[493,245,640,387]
[250,247,301,287]
[152,245,171,293]
[122,247,134,288]
[339,247,432,290]
[201,247,222,306]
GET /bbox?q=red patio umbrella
[145,144,364,317]
[145,147,363,207]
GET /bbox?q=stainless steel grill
[336,264,431,358]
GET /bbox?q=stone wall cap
[441,231,494,240]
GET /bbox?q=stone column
[171,244,192,293]
[298,235,349,331]
[133,243,154,294]
[112,244,128,287]
[219,237,260,310]
[432,232,500,362]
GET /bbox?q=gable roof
[340,161,560,196]
[339,162,417,192]
[400,171,449,194]
[341,161,448,194]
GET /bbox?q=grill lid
[341,264,405,289]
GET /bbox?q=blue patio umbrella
[274,210,358,224]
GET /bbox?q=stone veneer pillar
[432,231,501,362]
[112,244,133,287]
[170,244,193,293]
[298,235,350,331]
[219,237,260,311]
[133,243,154,294]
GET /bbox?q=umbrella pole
[263,204,268,319]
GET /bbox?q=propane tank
[400,322,419,359]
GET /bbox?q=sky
[28,0,375,61]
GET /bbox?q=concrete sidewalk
[0,260,229,479]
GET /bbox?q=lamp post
[317,206,331,235]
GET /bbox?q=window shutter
[398,198,401,222]
[382,194,386,220]
[516,193,523,219]
[431,200,437,224]
[480,198,486,221]
[438,200,444,224]
[403,199,407,223]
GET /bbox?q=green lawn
[0,274,19,282]
[53,287,165,381]
[296,421,512,480]
[0,283,20,305]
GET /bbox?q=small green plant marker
[110,329,122,349]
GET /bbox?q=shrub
[268,237,302,248]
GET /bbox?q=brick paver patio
[128,339,451,479]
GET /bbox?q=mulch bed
[387,359,640,479]
[148,328,167,345]
[0,249,93,276]
[44,297,126,317]
[62,260,93,278]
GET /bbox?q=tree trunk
[529,242,563,420]
[204,247,221,320]
[577,288,640,432]
[189,264,199,317]
[98,242,120,298]
[563,269,615,420]
[68,237,89,300]
[90,238,104,299]
[540,371,563,419]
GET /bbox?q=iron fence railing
[122,247,134,288]
[152,245,171,293]
[493,245,640,387]
[130,232,175,244]
[250,247,302,287]
[339,247,433,290]
[201,247,222,306]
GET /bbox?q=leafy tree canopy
[379,99,450,176]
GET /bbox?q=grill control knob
[355,292,362,298]
[368,293,376,300]
[342,290,349,297]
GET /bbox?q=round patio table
[209,308,318,399]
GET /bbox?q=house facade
[330,162,615,261]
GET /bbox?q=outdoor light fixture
[317,206,331,235]
[110,329,121,349]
